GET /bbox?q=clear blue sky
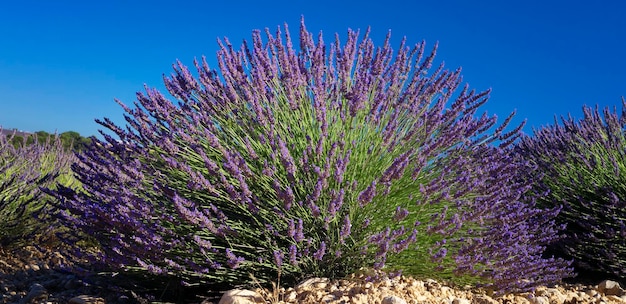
[1,0,625,137]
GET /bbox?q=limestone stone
[529,296,549,304]
[351,293,368,304]
[381,295,407,304]
[4,244,626,304]
[542,287,567,303]
[606,295,625,303]
[297,277,330,291]
[68,295,106,304]
[474,294,499,304]
[452,298,471,304]
[598,280,625,296]
[23,283,47,304]
[283,289,297,302]
[218,289,264,304]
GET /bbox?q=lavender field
[1,19,625,303]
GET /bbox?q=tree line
[8,130,92,152]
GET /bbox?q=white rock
[474,294,499,304]
[597,280,625,296]
[606,295,625,303]
[68,295,105,304]
[218,289,264,304]
[415,295,429,302]
[411,280,425,290]
[23,283,47,303]
[543,287,567,303]
[529,296,549,304]
[351,294,369,304]
[283,289,296,302]
[321,293,335,302]
[441,286,451,297]
[452,298,471,304]
[382,295,407,304]
[380,278,393,288]
[296,277,329,290]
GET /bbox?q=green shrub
[0,129,77,247]
[514,101,626,280]
[48,19,571,294]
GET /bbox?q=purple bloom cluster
[0,130,75,246]
[514,101,626,279]
[44,18,572,291]
[442,144,573,293]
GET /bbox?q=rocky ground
[1,245,625,304]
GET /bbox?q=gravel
[2,246,625,304]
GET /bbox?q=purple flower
[313,241,326,261]
[273,250,284,268]
[327,189,345,217]
[362,218,371,228]
[137,258,164,275]
[287,219,296,238]
[295,218,305,242]
[393,206,409,222]
[225,249,245,269]
[340,215,351,239]
[309,202,321,217]
[289,244,298,265]
[358,181,377,206]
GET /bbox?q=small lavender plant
[514,100,626,280]
[0,130,76,247]
[384,141,573,292]
[48,19,571,291]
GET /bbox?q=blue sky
[1,0,625,137]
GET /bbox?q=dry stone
[474,294,499,304]
[68,295,106,304]
[606,295,625,303]
[297,277,330,291]
[598,280,625,296]
[541,287,567,303]
[22,283,47,304]
[529,296,549,304]
[381,295,407,304]
[5,244,626,304]
[452,298,471,304]
[351,293,368,304]
[283,289,297,302]
[218,289,264,304]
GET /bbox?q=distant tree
[7,130,91,152]
[59,131,79,150]
[58,131,91,151]
[10,135,25,148]
[34,131,52,145]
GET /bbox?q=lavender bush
[48,19,571,291]
[0,130,76,247]
[384,142,573,292]
[514,101,626,280]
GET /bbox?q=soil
[1,245,625,304]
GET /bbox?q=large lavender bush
[48,19,571,291]
[0,130,76,247]
[514,101,626,280]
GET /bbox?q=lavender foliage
[514,100,626,279]
[47,19,571,291]
[0,130,76,246]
